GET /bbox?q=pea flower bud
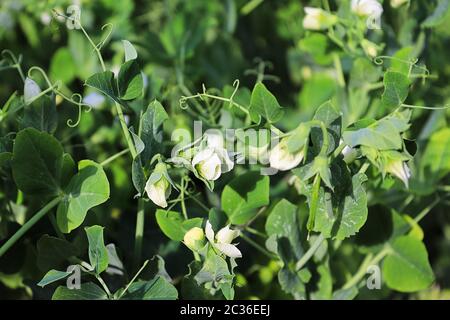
[303,7,338,30]
[385,158,411,188]
[145,163,172,208]
[184,227,206,252]
[351,0,383,19]
[361,39,378,58]
[269,139,304,171]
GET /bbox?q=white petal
[197,152,222,181]
[216,148,234,173]
[146,183,167,208]
[215,243,242,258]
[269,143,304,171]
[304,7,321,16]
[192,148,215,167]
[216,225,240,244]
[206,131,224,149]
[303,15,321,30]
[205,220,215,243]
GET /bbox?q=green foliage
[221,171,269,224]
[57,160,110,233]
[0,0,448,302]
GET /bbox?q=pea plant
[0,0,449,300]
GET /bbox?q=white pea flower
[303,7,338,30]
[269,139,304,171]
[192,148,223,181]
[386,159,411,188]
[351,0,383,19]
[192,132,234,181]
[205,220,241,259]
[145,163,172,208]
[184,227,206,252]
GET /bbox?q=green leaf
[118,60,143,100]
[52,282,108,300]
[286,123,310,153]
[85,225,109,275]
[37,269,72,287]
[310,264,333,300]
[85,71,119,103]
[381,71,410,109]
[57,160,110,233]
[294,161,368,240]
[389,47,416,75]
[20,94,57,134]
[61,153,76,188]
[383,235,434,292]
[12,128,63,195]
[343,110,411,150]
[311,101,342,154]
[221,171,270,224]
[421,127,450,178]
[194,250,234,299]
[316,172,368,239]
[265,199,302,259]
[155,209,203,241]
[140,100,169,165]
[249,82,284,123]
[123,276,178,300]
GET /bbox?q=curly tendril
[27,66,92,127]
[96,23,114,51]
[66,93,92,128]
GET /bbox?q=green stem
[333,53,345,87]
[114,102,137,158]
[240,233,277,259]
[342,247,390,289]
[359,162,370,174]
[295,233,325,271]
[133,199,145,270]
[79,25,106,71]
[100,148,130,166]
[307,174,322,235]
[309,120,329,156]
[0,197,61,258]
[118,260,149,300]
[95,274,112,298]
[180,177,188,220]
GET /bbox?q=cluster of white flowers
[302,0,384,31]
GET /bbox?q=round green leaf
[12,128,63,195]
[383,235,435,292]
[57,160,110,233]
